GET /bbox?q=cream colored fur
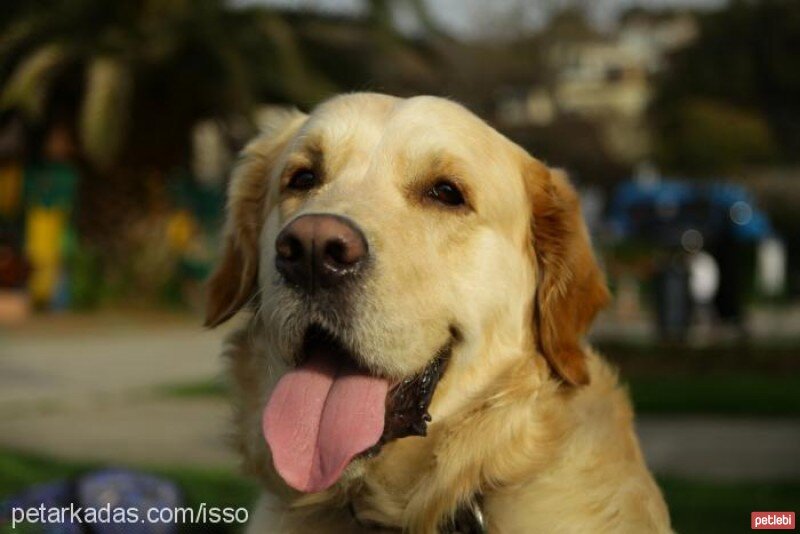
[206,93,672,533]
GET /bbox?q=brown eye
[428,180,465,207]
[287,169,318,191]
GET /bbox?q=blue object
[1,480,83,534]
[0,469,183,534]
[608,177,773,245]
[78,470,182,534]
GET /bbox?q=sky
[235,0,728,36]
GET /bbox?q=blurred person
[23,122,79,309]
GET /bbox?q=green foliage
[160,378,229,399]
[652,0,800,172]
[0,2,440,312]
[601,339,800,414]
[66,240,104,310]
[599,339,800,374]
[659,476,800,534]
[0,44,68,119]
[0,0,443,172]
[627,373,800,415]
[0,0,342,170]
[79,57,133,170]
[655,98,776,174]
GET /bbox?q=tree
[652,0,800,173]
[0,0,445,301]
[0,0,337,170]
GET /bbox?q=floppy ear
[204,110,307,327]
[524,160,610,386]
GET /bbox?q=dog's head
[205,93,609,493]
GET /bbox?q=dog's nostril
[325,238,355,266]
[276,234,303,261]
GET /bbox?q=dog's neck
[342,346,555,532]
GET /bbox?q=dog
[205,93,672,533]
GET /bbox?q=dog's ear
[204,110,307,328]
[524,160,610,386]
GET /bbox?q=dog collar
[449,496,487,534]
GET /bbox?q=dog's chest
[346,439,486,533]
[347,439,432,528]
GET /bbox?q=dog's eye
[427,180,465,207]
[287,169,318,191]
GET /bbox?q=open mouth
[262,323,452,493]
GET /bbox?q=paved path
[0,396,235,468]
[0,312,239,469]
[0,312,228,407]
[637,416,800,481]
[1,313,798,479]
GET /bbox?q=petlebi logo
[751,512,795,530]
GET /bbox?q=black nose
[275,214,368,290]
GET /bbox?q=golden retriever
[205,93,671,533]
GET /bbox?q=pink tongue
[263,351,389,493]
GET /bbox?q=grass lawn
[160,379,229,399]
[1,449,798,533]
[626,373,800,415]
[661,477,800,534]
[598,340,800,416]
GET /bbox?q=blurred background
[0,0,798,532]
